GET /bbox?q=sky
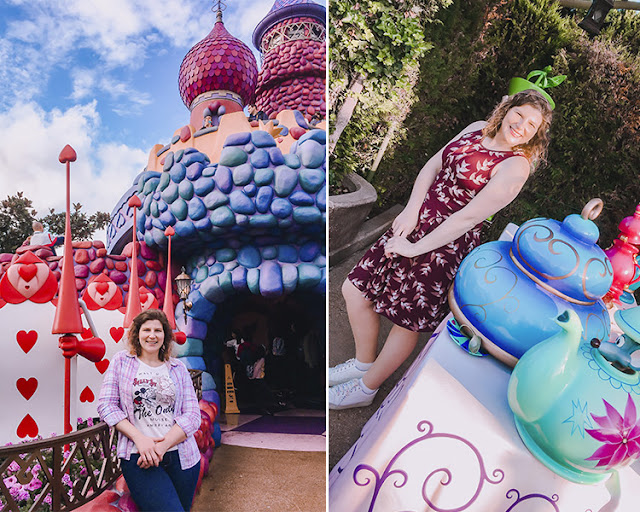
[0,0,325,242]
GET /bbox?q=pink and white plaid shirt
[97,350,201,470]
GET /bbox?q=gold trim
[509,248,596,306]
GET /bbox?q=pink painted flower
[586,393,640,468]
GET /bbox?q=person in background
[29,221,63,248]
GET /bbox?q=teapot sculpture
[449,199,613,366]
[508,309,640,484]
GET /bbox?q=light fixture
[578,0,614,35]
[175,267,193,322]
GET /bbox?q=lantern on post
[175,267,193,323]
[578,0,615,35]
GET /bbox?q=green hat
[508,66,566,110]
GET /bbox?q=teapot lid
[511,199,613,303]
[614,307,640,344]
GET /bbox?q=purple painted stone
[267,147,285,165]
[179,316,208,340]
[186,162,204,181]
[0,253,13,263]
[73,265,89,278]
[87,248,96,261]
[109,270,127,284]
[35,248,53,259]
[259,260,283,297]
[48,261,58,271]
[89,259,106,274]
[140,243,156,260]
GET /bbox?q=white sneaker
[329,379,377,410]
[329,358,367,387]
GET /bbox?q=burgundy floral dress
[348,129,523,332]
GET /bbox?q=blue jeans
[120,451,200,512]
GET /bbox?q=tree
[41,203,111,242]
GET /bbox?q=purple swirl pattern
[504,489,560,511]
[353,421,504,512]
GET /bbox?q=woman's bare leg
[362,324,419,390]
[342,279,380,364]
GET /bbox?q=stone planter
[328,172,378,255]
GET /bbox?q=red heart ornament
[95,359,110,374]
[18,264,38,282]
[16,330,37,353]
[58,144,77,163]
[16,414,38,438]
[95,282,109,295]
[110,327,124,343]
[81,327,93,340]
[16,377,38,400]
[79,386,95,403]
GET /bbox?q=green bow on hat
[508,66,566,110]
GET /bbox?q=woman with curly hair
[329,90,553,410]
[98,309,201,511]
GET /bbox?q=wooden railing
[189,369,203,401]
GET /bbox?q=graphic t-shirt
[131,359,177,453]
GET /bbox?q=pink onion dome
[178,12,258,111]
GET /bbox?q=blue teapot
[508,309,640,484]
[449,199,613,366]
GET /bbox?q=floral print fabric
[348,130,520,332]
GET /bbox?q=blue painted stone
[250,149,270,168]
[210,206,235,227]
[283,153,301,169]
[290,141,298,154]
[314,254,327,267]
[259,261,283,297]
[201,372,215,392]
[236,214,249,226]
[209,263,224,276]
[183,152,207,167]
[200,275,225,303]
[214,166,233,194]
[179,180,194,200]
[218,106,226,115]
[144,215,152,230]
[225,261,239,271]
[229,191,256,215]
[282,264,298,293]
[279,218,293,228]
[151,218,164,230]
[251,131,276,148]
[293,207,322,224]
[194,217,212,231]
[271,198,292,218]
[173,338,204,358]
[158,172,171,191]
[313,268,327,294]
[220,147,248,167]
[170,198,188,221]
[299,169,325,193]
[254,168,274,186]
[290,191,314,206]
[159,210,176,226]
[142,177,160,195]
[157,145,170,157]
[274,166,298,196]
[187,290,216,322]
[298,263,322,288]
[219,271,233,294]
[300,241,321,262]
[142,194,153,215]
[194,127,218,138]
[244,143,254,154]
[232,266,248,290]
[144,231,154,246]
[186,162,204,181]
[255,187,274,213]
[163,152,174,171]
[184,148,198,154]
[224,132,251,146]
[278,245,298,263]
[161,182,179,203]
[294,110,309,129]
[152,227,165,246]
[238,246,261,268]
[232,163,254,186]
[152,191,161,200]
[171,134,180,145]
[261,246,277,260]
[188,196,207,221]
[196,266,208,283]
[203,190,229,210]
[247,268,260,294]
[203,389,217,404]
[170,163,187,183]
[206,255,216,265]
[150,201,159,218]
[202,165,217,177]
[267,147,285,165]
[249,215,277,228]
[182,356,206,371]
[174,220,196,237]
[194,177,215,196]
[175,149,185,162]
[316,185,326,211]
[244,184,257,197]
[298,140,325,169]
[299,129,327,145]
[216,248,236,262]
[279,126,289,136]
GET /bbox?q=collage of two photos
[1,0,640,511]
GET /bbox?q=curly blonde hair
[482,90,553,171]
[128,309,174,362]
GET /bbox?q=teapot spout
[508,309,583,422]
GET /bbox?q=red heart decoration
[16,377,38,400]
[16,330,37,353]
[95,282,110,295]
[16,414,38,438]
[18,264,38,282]
[79,386,95,403]
[95,359,110,374]
[110,327,124,343]
[58,144,77,163]
[81,327,93,340]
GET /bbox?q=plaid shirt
[97,350,201,470]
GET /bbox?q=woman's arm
[385,155,530,258]
[392,121,488,237]
[114,419,164,468]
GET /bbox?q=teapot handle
[581,198,603,220]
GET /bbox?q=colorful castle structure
[0,0,326,446]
